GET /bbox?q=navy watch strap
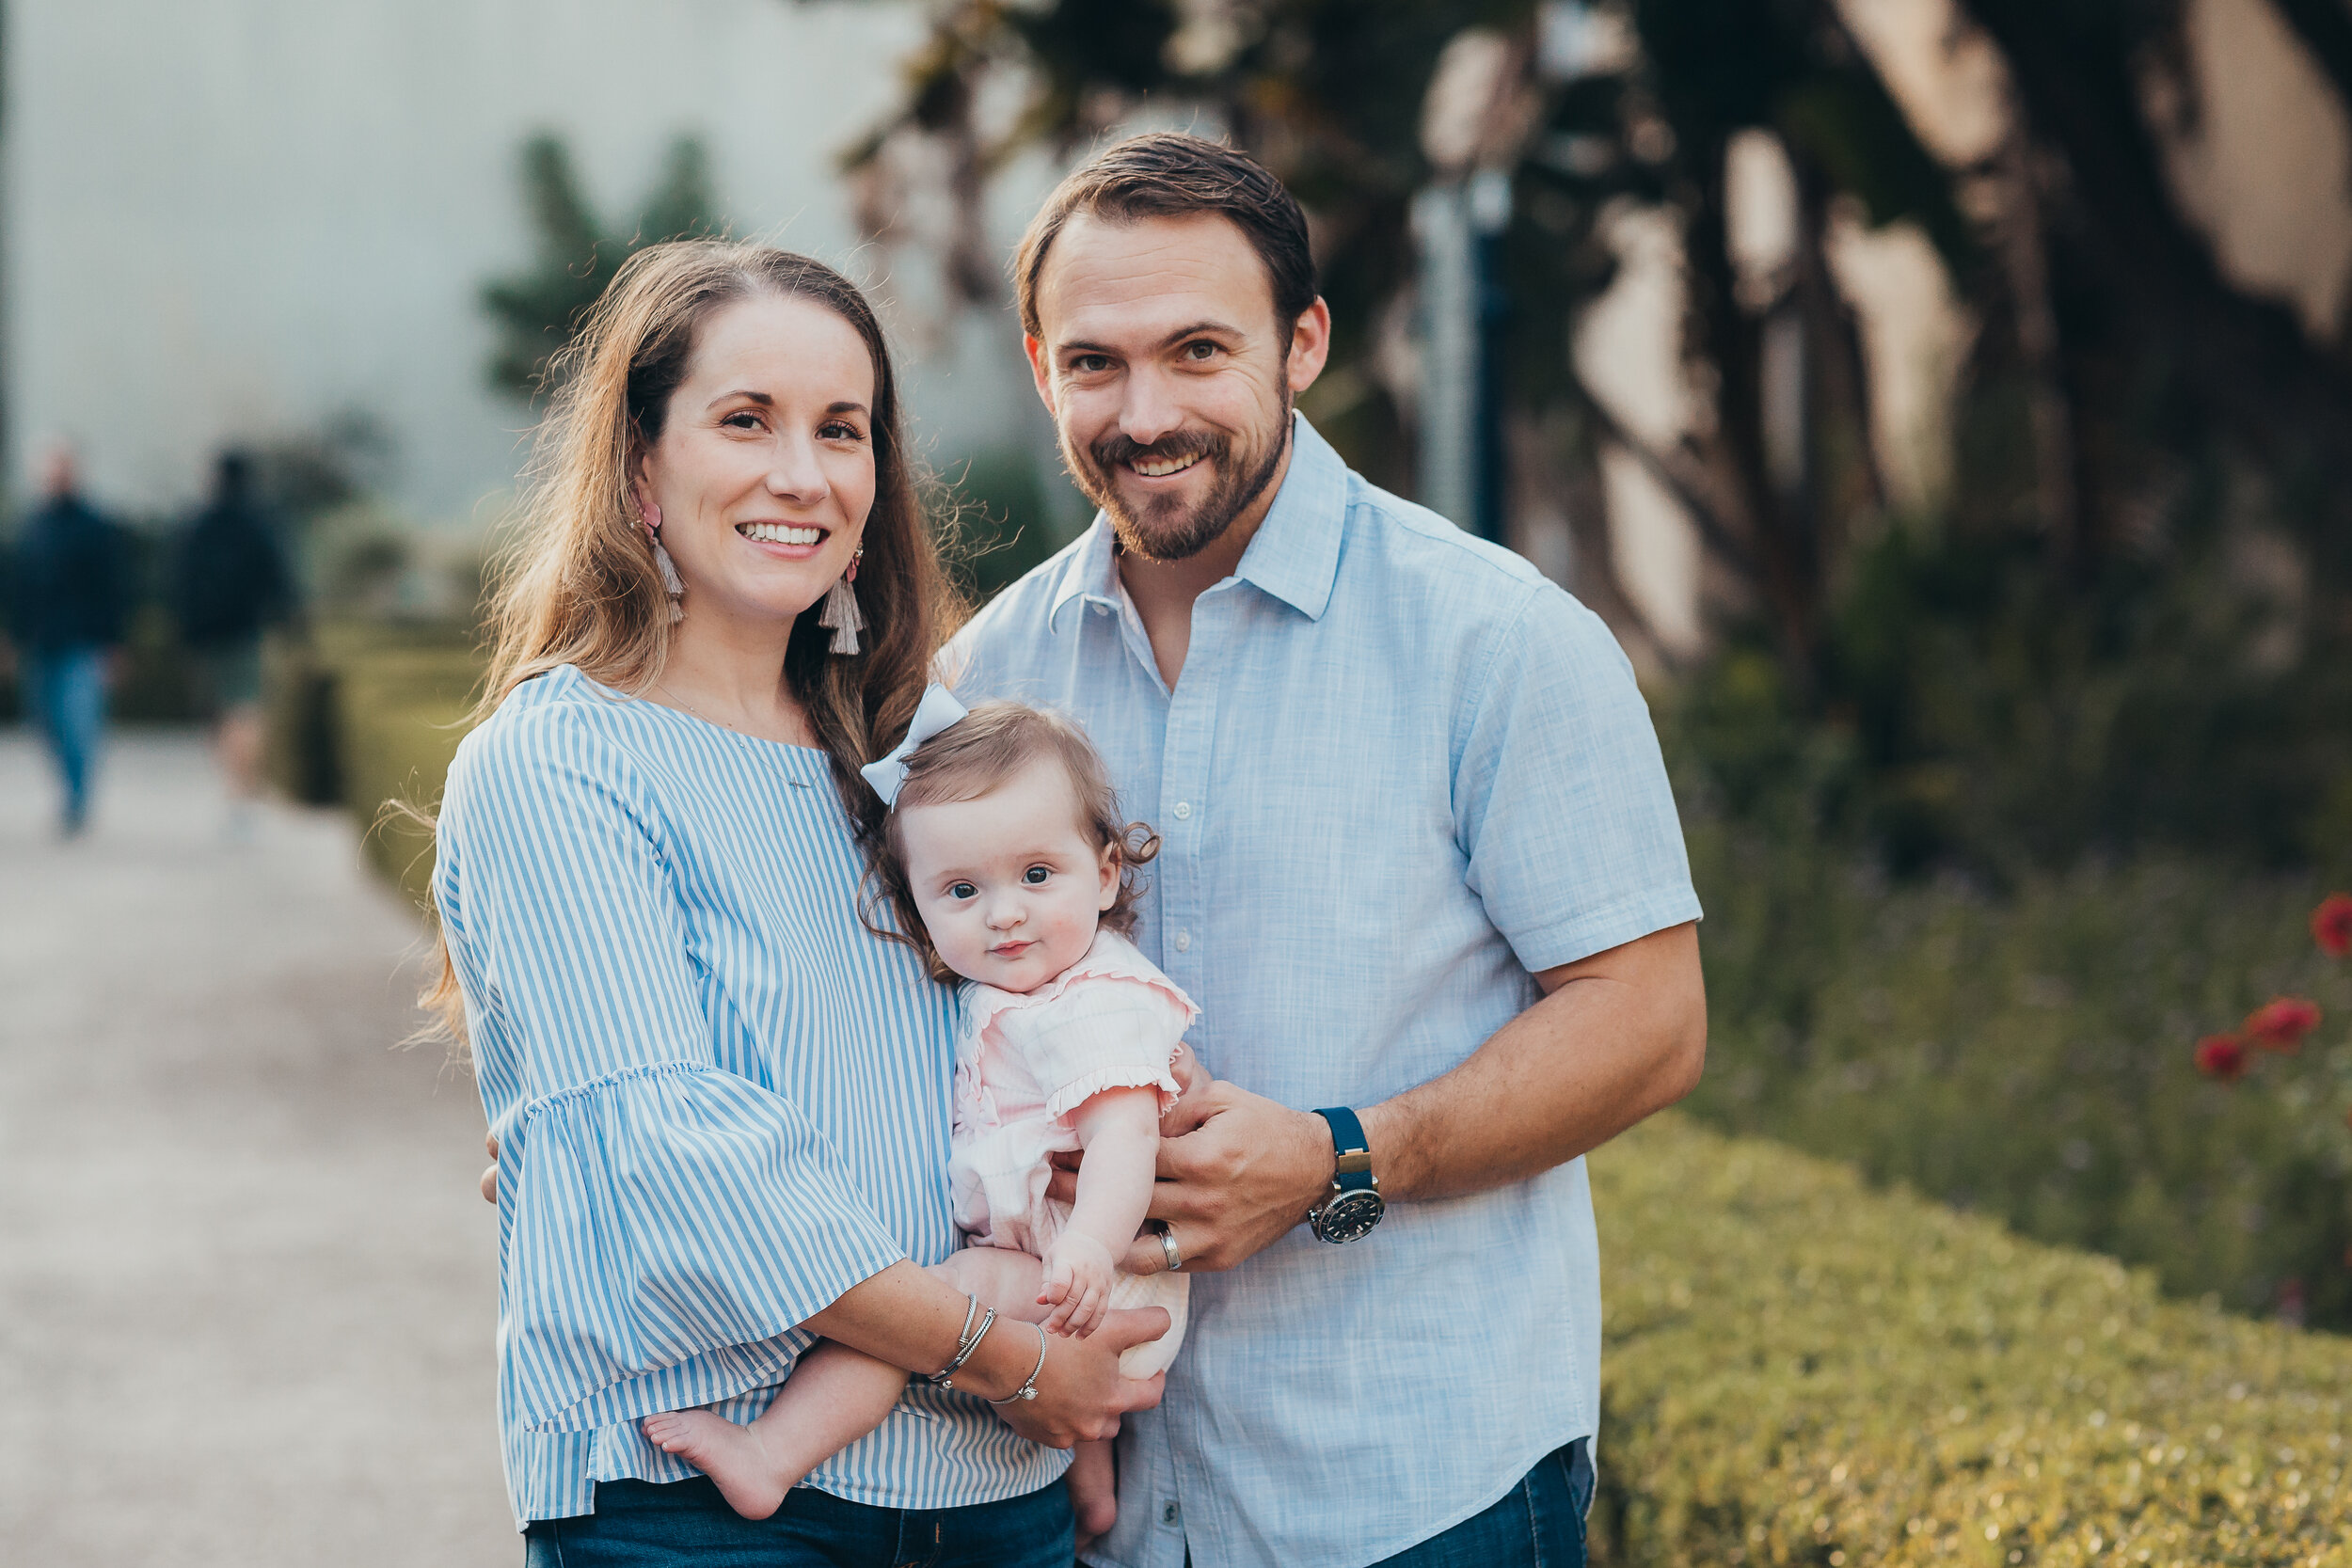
[1312,1107,1375,1195]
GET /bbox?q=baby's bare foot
[640,1410,796,1521]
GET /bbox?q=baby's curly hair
[860,700,1159,984]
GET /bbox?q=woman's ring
[1157,1224,1183,1273]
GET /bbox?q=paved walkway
[0,730,511,1565]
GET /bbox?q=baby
[642,688,1194,1537]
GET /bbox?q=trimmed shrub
[264,623,480,908]
[1683,816,2352,1332]
[1595,1113,2352,1566]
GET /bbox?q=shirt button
[1172,800,1192,820]
[1173,929,1191,953]
[1162,1501,1181,1526]
[1091,602,1110,616]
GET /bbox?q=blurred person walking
[173,450,294,836]
[6,444,129,836]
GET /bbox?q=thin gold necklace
[657,681,809,749]
[656,681,743,733]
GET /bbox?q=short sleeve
[1454,587,1702,974]
[438,704,908,1433]
[991,974,1192,1126]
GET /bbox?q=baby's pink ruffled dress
[949,929,1199,1377]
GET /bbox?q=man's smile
[1128,451,1203,480]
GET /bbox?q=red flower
[2316,895,2352,958]
[2194,1034,2250,1081]
[2243,996,2323,1053]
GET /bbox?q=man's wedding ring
[1157,1224,1184,1273]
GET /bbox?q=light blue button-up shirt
[951,416,1701,1567]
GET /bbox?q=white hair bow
[859,683,970,808]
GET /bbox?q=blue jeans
[522,1476,1074,1567]
[1369,1440,1593,1568]
[24,645,108,830]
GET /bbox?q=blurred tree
[823,0,2352,868]
[817,0,1960,669]
[480,134,719,400]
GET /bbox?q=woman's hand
[990,1306,1170,1448]
[481,1132,500,1205]
[1039,1232,1117,1338]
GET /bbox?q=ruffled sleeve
[438,700,907,1433]
[981,932,1199,1126]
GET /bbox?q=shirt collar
[1047,412,1346,634]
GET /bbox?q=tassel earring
[818,548,866,655]
[651,537,686,624]
[641,502,685,624]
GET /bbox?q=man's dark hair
[1014,133,1316,342]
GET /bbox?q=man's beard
[1066,392,1293,563]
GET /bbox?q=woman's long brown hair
[418,240,964,1051]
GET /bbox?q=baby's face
[898,757,1119,993]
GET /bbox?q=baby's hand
[1039,1232,1118,1338]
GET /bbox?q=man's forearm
[1104,924,1706,1275]
[1360,922,1706,1203]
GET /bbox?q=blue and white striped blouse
[433,664,1066,1530]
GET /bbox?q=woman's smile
[736,520,828,548]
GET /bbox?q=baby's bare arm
[1040,1087,1163,1335]
[1063,1087,1163,1260]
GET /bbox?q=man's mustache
[1089,430,1223,471]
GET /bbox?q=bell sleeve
[437,705,908,1434]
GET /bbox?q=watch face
[1316,1189,1386,1243]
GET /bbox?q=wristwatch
[1307,1107,1386,1243]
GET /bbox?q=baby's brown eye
[949,882,977,899]
[1024,866,1050,885]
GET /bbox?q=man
[8,444,129,836]
[173,450,296,836]
[951,135,1708,1567]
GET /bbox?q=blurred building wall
[2,0,1043,522]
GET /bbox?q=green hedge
[1684,811,2352,1333]
[265,623,481,909]
[1594,1113,2352,1566]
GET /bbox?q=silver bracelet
[926,1293,995,1387]
[988,1322,1049,1404]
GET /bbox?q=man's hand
[1159,1040,1213,1133]
[1052,1079,1330,1276]
[481,1132,499,1205]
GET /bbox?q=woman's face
[634,291,878,631]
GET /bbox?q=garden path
[0,730,509,1565]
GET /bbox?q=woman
[427,241,1168,1563]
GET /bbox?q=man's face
[1025,213,1327,562]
